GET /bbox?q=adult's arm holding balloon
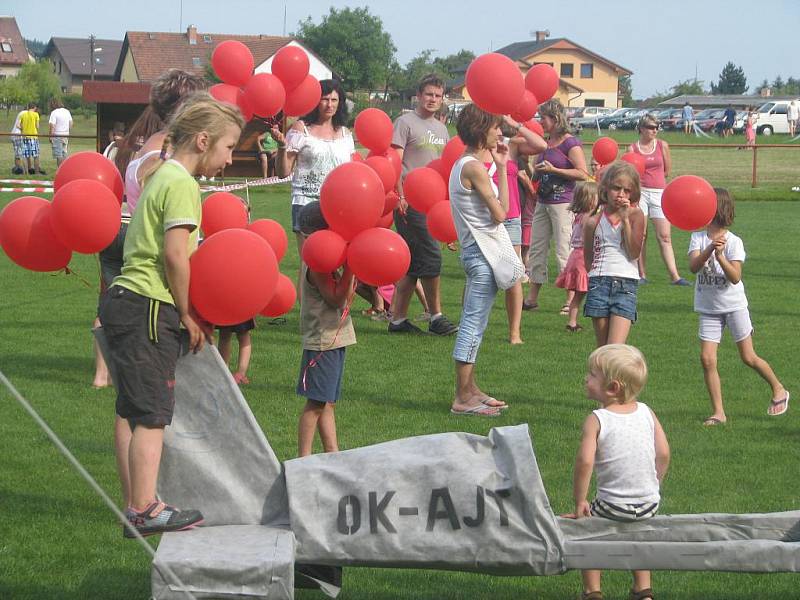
[582,214,600,273]
[164,226,211,352]
[308,264,356,311]
[503,115,547,156]
[271,122,302,178]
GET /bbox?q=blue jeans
[584,275,638,322]
[453,243,498,364]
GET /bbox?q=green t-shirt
[260,134,279,152]
[114,160,201,305]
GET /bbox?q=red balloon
[212,41,254,88]
[51,179,121,253]
[0,196,72,271]
[466,53,525,115]
[354,108,393,153]
[426,201,457,243]
[662,175,717,232]
[368,147,402,182]
[403,167,447,214]
[383,190,399,215]
[319,162,384,240]
[201,192,248,237]
[620,152,646,178]
[440,136,466,175]
[426,158,448,182]
[244,73,286,117]
[271,45,310,92]
[209,84,253,122]
[283,75,321,117]
[260,273,296,317]
[525,64,559,103]
[54,151,124,204]
[189,229,278,326]
[247,218,288,261]
[510,90,539,122]
[376,211,394,229]
[301,229,347,273]
[523,119,544,137]
[365,156,396,193]
[592,137,619,165]
[347,227,410,287]
[351,152,364,162]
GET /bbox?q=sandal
[559,303,570,315]
[565,324,583,333]
[768,391,790,416]
[361,308,384,317]
[629,588,654,600]
[702,416,725,426]
[522,301,539,311]
[582,592,604,600]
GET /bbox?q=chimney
[187,25,197,45]
[760,86,772,98]
[534,30,550,42]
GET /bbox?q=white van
[755,100,800,135]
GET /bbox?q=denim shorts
[297,347,347,403]
[584,276,638,322]
[452,243,498,364]
[291,204,304,233]
[503,217,522,246]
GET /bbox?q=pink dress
[555,213,588,292]
[745,114,756,145]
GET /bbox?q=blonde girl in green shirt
[99,93,244,538]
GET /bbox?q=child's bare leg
[298,399,325,457]
[652,218,682,282]
[414,280,429,314]
[700,340,726,422]
[92,317,110,387]
[582,569,602,595]
[592,317,609,347]
[504,281,523,344]
[218,329,233,367]
[639,226,648,278]
[736,335,787,414]
[317,403,339,453]
[115,415,132,507]
[568,291,586,328]
[234,331,252,379]
[632,570,653,598]
[606,314,632,345]
[295,233,305,304]
[128,424,165,510]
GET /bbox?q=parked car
[656,108,683,131]
[675,108,716,132]
[697,109,726,132]
[597,108,638,129]
[755,100,799,135]
[616,109,650,130]
[569,106,615,129]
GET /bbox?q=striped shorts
[11,135,24,158]
[21,137,40,158]
[590,497,659,522]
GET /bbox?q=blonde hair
[599,161,641,205]
[637,113,659,132]
[537,99,569,137]
[141,92,245,184]
[568,180,598,215]
[588,344,648,403]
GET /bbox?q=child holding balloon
[688,188,789,425]
[583,162,646,347]
[99,93,244,538]
[556,181,598,332]
[296,201,356,457]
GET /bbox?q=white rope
[200,175,291,193]
[0,370,197,600]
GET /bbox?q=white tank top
[588,212,640,279]
[449,155,499,249]
[124,150,162,214]
[593,402,660,504]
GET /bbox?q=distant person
[9,107,25,175]
[48,98,73,167]
[256,130,279,178]
[682,102,694,135]
[743,107,757,148]
[787,100,799,137]
[102,122,126,161]
[19,102,45,175]
[722,104,736,137]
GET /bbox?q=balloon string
[301,276,357,391]
[49,265,93,288]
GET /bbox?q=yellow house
[451,33,632,108]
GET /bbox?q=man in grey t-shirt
[388,74,458,336]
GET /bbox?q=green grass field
[1,170,798,598]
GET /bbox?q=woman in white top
[448,104,512,417]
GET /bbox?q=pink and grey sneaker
[123,501,204,538]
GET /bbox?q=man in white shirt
[48,98,73,166]
[10,109,25,175]
[787,100,799,137]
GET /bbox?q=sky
[9,0,800,98]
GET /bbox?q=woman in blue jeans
[448,104,512,416]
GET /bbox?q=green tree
[671,78,705,96]
[16,60,62,109]
[618,74,633,106]
[710,62,747,94]
[24,38,47,58]
[0,76,33,112]
[433,49,475,78]
[296,7,396,90]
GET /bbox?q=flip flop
[768,391,790,416]
[480,397,509,410]
[522,301,539,311]
[450,405,500,417]
[702,416,726,426]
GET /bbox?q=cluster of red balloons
[210,41,322,120]
[302,161,411,286]
[190,192,295,325]
[465,53,559,117]
[0,152,123,272]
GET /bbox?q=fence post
[751,145,758,188]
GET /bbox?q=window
[773,104,788,115]
[1,42,12,53]
[192,57,202,67]
[560,63,573,78]
[94,57,104,65]
[203,34,213,43]
[533,61,554,67]
[580,63,594,78]
[585,99,604,107]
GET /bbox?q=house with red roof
[0,16,33,78]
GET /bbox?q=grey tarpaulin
[284,424,567,576]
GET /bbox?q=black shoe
[12,166,23,175]
[123,501,204,538]
[28,169,35,175]
[388,319,425,334]
[37,169,46,175]
[428,315,459,336]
